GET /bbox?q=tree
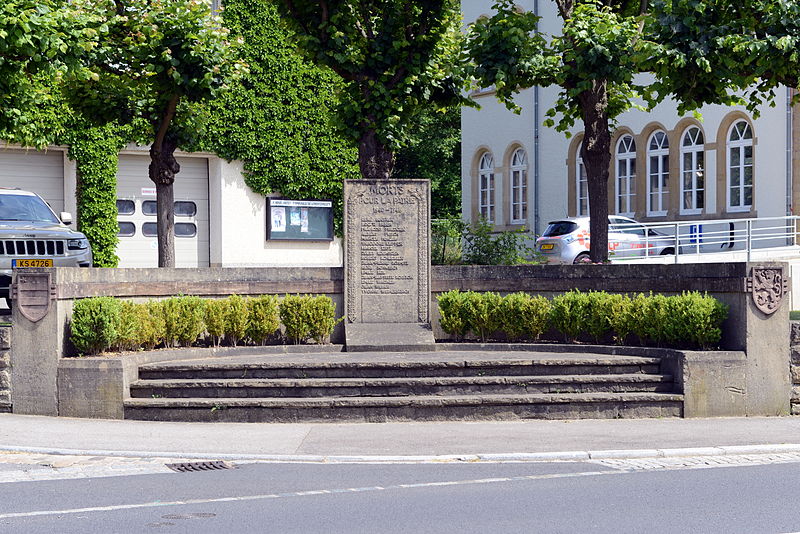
[394,106,461,218]
[68,0,244,267]
[466,0,800,263]
[0,1,99,147]
[274,0,468,180]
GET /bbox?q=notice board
[266,198,334,241]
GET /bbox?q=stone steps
[123,392,684,422]
[125,352,682,423]
[129,373,675,399]
[137,357,662,380]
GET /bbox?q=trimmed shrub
[306,296,339,344]
[114,300,140,352]
[607,294,634,345]
[549,290,592,342]
[462,291,503,342]
[225,295,248,347]
[438,290,470,339]
[584,291,616,343]
[247,295,280,345]
[204,299,228,347]
[499,292,550,341]
[71,297,122,355]
[280,294,311,344]
[161,296,206,348]
[665,292,728,349]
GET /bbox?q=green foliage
[62,122,129,267]
[462,291,503,342]
[437,290,727,349]
[499,292,550,341]
[437,290,471,339]
[431,218,465,265]
[305,296,339,345]
[224,295,248,347]
[115,300,140,352]
[161,296,206,348]
[462,219,538,266]
[393,106,461,218]
[549,290,592,342]
[279,294,311,345]
[139,302,165,350]
[246,295,281,346]
[200,0,358,234]
[204,299,228,348]
[70,297,121,355]
[0,0,100,148]
[274,0,470,179]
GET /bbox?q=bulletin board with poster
[266,198,334,241]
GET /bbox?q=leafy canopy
[275,0,468,151]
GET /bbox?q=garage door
[115,155,210,268]
[0,149,64,214]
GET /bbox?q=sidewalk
[1,413,799,461]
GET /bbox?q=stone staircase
[124,351,683,423]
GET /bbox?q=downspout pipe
[533,0,541,235]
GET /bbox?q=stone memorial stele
[344,179,435,351]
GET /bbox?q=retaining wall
[791,322,800,415]
[8,262,792,418]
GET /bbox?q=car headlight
[562,235,576,244]
[67,238,90,250]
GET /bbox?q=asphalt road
[0,458,799,533]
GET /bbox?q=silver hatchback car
[535,216,676,264]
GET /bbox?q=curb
[1,443,799,464]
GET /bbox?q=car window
[543,221,578,237]
[0,194,59,223]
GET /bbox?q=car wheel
[660,248,675,256]
[573,252,591,264]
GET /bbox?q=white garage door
[116,155,210,268]
[0,149,64,214]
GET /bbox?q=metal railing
[610,215,800,263]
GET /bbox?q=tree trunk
[579,81,612,263]
[149,138,180,268]
[358,129,394,180]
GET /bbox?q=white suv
[0,189,92,305]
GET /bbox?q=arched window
[510,148,528,223]
[478,152,495,222]
[615,135,636,216]
[727,120,753,211]
[647,131,670,216]
[575,145,589,217]
[680,126,705,215]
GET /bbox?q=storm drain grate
[166,461,235,473]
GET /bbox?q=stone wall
[0,326,10,412]
[791,322,800,415]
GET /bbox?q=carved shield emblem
[12,272,55,323]
[747,267,788,316]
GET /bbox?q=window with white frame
[615,135,636,216]
[647,131,670,216]
[510,148,528,223]
[727,120,753,211]
[680,126,705,215]
[478,152,495,222]
[577,152,588,216]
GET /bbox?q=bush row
[437,290,728,349]
[70,294,340,355]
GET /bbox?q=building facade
[462,0,797,236]
[0,145,342,268]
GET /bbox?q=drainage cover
[165,461,235,473]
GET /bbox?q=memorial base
[345,323,436,352]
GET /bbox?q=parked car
[535,216,676,264]
[0,188,92,306]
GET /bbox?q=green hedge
[70,294,339,355]
[437,290,727,349]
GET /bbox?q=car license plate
[12,259,53,268]
[540,244,554,251]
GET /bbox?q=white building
[462,0,797,236]
[0,145,342,268]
